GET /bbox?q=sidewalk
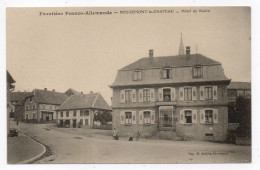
[7,124,46,164]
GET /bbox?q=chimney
[44,88,47,91]
[186,46,190,55]
[90,91,93,94]
[52,89,55,92]
[149,49,153,59]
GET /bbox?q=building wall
[24,96,59,122]
[112,84,229,141]
[56,109,93,128]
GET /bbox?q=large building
[23,88,69,123]
[10,91,32,119]
[56,92,111,128]
[110,39,231,141]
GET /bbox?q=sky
[6,7,251,105]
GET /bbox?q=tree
[235,96,251,138]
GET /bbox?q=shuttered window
[125,112,132,125]
[205,87,213,100]
[163,89,171,101]
[205,110,213,124]
[133,70,141,81]
[143,89,150,102]
[125,90,132,102]
[184,110,192,123]
[143,111,151,124]
[162,69,171,79]
[184,87,192,101]
[193,66,203,78]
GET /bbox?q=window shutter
[151,111,155,124]
[158,88,163,101]
[139,89,143,102]
[180,110,184,124]
[179,87,184,101]
[132,89,136,102]
[192,109,197,123]
[120,90,125,103]
[139,111,143,125]
[171,88,176,101]
[120,111,125,125]
[213,86,218,100]
[150,88,155,102]
[132,111,136,124]
[171,68,175,79]
[160,69,163,79]
[192,87,197,101]
[200,86,205,100]
[213,109,218,124]
[200,109,205,124]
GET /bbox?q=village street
[10,120,251,164]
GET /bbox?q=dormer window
[162,68,171,79]
[193,66,203,78]
[133,70,141,81]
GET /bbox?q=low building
[23,88,69,123]
[7,71,15,134]
[10,91,32,119]
[56,93,111,128]
[227,82,251,102]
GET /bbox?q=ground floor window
[65,120,70,125]
[85,119,89,125]
[125,112,132,125]
[185,110,192,123]
[205,110,213,124]
[143,111,151,124]
[79,119,83,125]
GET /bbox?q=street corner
[7,132,46,164]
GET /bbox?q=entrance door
[73,119,77,128]
[159,106,176,131]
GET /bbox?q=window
[163,89,171,102]
[143,111,151,124]
[61,111,63,117]
[25,105,29,111]
[184,87,192,101]
[228,89,237,98]
[125,112,132,125]
[85,119,89,125]
[80,110,83,116]
[73,110,77,117]
[50,105,52,110]
[193,66,203,78]
[205,87,213,100]
[237,90,245,97]
[43,104,45,109]
[33,104,36,110]
[162,68,171,79]
[66,111,69,117]
[205,110,213,124]
[84,110,89,116]
[185,110,192,123]
[143,89,150,102]
[29,96,32,102]
[125,90,132,102]
[79,119,83,125]
[133,70,142,81]
[245,90,251,99]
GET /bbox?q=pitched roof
[65,88,81,96]
[121,54,221,70]
[56,93,111,111]
[228,82,251,90]
[33,89,69,105]
[10,92,32,102]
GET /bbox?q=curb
[17,133,47,164]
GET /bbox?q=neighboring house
[65,88,80,97]
[10,91,32,119]
[227,82,251,102]
[7,71,15,134]
[227,82,251,124]
[56,92,111,128]
[23,88,69,123]
[110,39,231,141]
